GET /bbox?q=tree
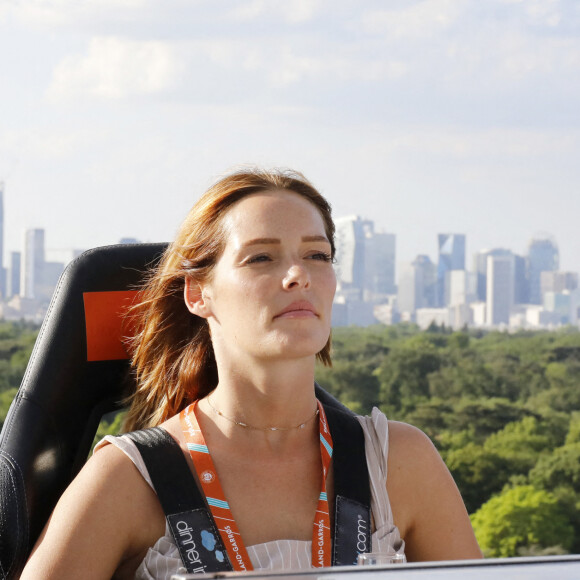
[92,411,127,451]
[446,398,529,441]
[529,442,580,493]
[316,359,379,414]
[444,443,513,513]
[471,485,574,557]
[402,399,453,441]
[376,335,441,413]
[565,411,580,445]
[0,387,18,430]
[483,416,556,474]
[428,354,498,400]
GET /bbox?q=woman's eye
[309,252,332,262]
[246,254,271,264]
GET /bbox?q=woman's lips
[275,301,317,319]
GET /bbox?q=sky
[1,0,579,274]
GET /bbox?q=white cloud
[228,0,326,23]
[380,126,578,160]
[0,0,147,27]
[267,50,408,86]
[494,31,580,81]
[0,127,90,161]
[47,36,182,100]
[361,0,465,39]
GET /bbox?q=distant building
[334,216,370,299]
[445,270,477,307]
[364,232,396,300]
[398,261,423,316]
[514,254,528,304]
[470,301,486,326]
[398,255,436,316]
[543,291,573,325]
[21,229,45,299]
[486,254,514,326]
[334,216,396,325]
[415,308,449,330]
[527,235,559,304]
[332,296,378,327]
[437,234,465,306]
[39,261,64,301]
[373,298,399,325]
[540,271,578,297]
[7,251,21,298]
[474,248,526,305]
[20,228,64,303]
[416,255,437,308]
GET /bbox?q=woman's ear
[184,277,212,318]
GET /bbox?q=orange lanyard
[180,400,334,570]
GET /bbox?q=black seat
[0,242,350,580]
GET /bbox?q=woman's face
[186,190,336,365]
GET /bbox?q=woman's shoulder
[356,408,435,459]
[22,436,166,579]
[386,419,445,489]
[381,418,482,560]
[388,420,437,454]
[84,439,164,523]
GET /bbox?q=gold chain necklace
[207,397,319,431]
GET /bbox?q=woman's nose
[283,263,310,290]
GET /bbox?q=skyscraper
[21,228,45,299]
[540,271,578,296]
[398,261,424,315]
[486,254,514,326]
[334,215,370,297]
[7,251,21,298]
[445,270,477,307]
[527,235,559,304]
[437,234,465,306]
[397,255,436,314]
[364,232,396,299]
[474,248,526,304]
[334,215,396,301]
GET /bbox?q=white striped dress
[95,407,405,579]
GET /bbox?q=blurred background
[2,0,580,327]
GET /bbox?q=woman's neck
[196,357,319,450]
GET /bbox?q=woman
[22,168,481,579]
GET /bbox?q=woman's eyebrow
[242,238,280,247]
[302,235,330,244]
[241,235,329,247]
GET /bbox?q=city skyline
[3,212,578,330]
[0,205,576,289]
[0,2,579,275]
[331,214,577,329]
[0,177,575,281]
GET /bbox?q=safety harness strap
[324,405,372,565]
[128,428,232,574]
[126,402,371,572]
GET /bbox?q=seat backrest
[0,243,167,580]
[0,242,352,580]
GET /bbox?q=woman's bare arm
[387,421,483,562]
[21,443,165,580]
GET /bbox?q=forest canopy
[1,319,580,557]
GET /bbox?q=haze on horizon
[0,0,579,273]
